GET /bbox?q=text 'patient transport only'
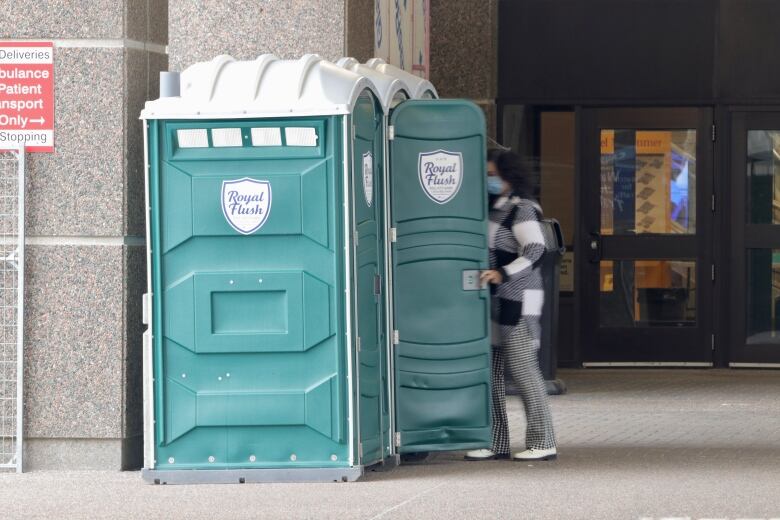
[0,41,54,152]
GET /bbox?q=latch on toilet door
[462,270,484,291]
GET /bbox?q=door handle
[462,270,484,291]
[588,232,602,263]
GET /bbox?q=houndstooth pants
[491,318,556,454]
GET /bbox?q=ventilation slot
[251,127,282,147]
[211,128,243,147]
[177,129,208,148]
[285,127,318,147]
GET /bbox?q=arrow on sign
[29,117,45,125]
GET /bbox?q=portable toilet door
[336,57,414,464]
[340,60,492,456]
[350,89,392,468]
[140,54,389,483]
[388,99,492,454]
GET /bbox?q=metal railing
[0,145,24,472]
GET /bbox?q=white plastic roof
[365,58,438,100]
[335,57,412,113]
[141,54,382,120]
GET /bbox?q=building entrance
[579,108,715,365]
[729,111,780,366]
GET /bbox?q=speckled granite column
[429,0,498,137]
[169,0,349,70]
[347,0,375,62]
[0,0,167,470]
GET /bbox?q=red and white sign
[0,41,54,152]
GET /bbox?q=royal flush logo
[418,150,463,204]
[221,177,271,235]
[362,151,373,207]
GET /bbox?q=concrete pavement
[2,369,780,519]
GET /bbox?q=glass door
[580,108,714,364]
[730,112,780,365]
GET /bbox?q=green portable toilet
[336,57,411,466]
[339,59,492,455]
[141,54,490,484]
[141,54,392,483]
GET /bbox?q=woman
[465,149,557,462]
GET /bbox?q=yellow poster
[635,131,671,154]
[601,130,614,154]
[600,130,672,155]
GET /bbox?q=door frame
[577,107,716,365]
[728,108,780,366]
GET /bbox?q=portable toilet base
[142,466,360,485]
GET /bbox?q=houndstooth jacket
[488,194,546,340]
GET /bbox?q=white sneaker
[464,449,508,461]
[512,447,557,461]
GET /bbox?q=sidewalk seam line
[367,481,447,520]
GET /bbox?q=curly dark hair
[486,149,538,200]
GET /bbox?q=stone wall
[430,0,498,136]
[0,0,168,470]
[169,1,347,71]
[346,0,375,62]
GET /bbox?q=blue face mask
[487,176,504,195]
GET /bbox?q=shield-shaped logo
[221,177,272,235]
[362,151,373,207]
[418,149,463,204]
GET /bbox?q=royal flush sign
[418,149,462,204]
[221,177,272,235]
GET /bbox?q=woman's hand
[480,269,503,285]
